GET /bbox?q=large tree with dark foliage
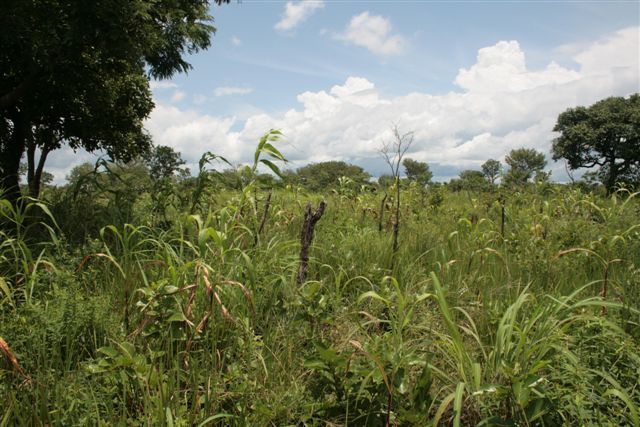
[0,0,229,202]
[552,94,640,193]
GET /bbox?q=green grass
[1,185,639,426]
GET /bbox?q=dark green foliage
[378,174,396,189]
[552,94,640,192]
[402,158,433,187]
[481,159,502,184]
[449,169,487,192]
[0,0,229,203]
[504,148,547,186]
[296,161,371,192]
[143,145,187,181]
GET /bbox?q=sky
[47,0,640,183]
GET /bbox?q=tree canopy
[296,161,371,192]
[481,159,502,184]
[143,146,187,181]
[552,94,640,192]
[448,170,487,192]
[0,0,229,202]
[402,158,433,187]
[504,148,547,186]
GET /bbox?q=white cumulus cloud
[455,41,581,93]
[275,1,324,32]
[149,80,178,90]
[213,86,254,97]
[145,104,246,172]
[336,11,407,56]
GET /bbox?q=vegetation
[1,131,639,425]
[1,3,639,424]
[449,170,488,192]
[403,158,433,188]
[0,0,230,203]
[481,159,502,185]
[503,148,548,187]
[295,161,371,192]
[552,94,640,193]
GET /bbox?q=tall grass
[1,175,639,425]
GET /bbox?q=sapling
[380,125,414,269]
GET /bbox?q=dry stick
[391,179,401,270]
[500,196,506,237]
[0,336,28,381]
[378,193,387,232]
[297,201,327,284]
[254,190,272,247]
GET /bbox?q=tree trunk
[391,178,400,269]
[254,190,272,246]
[606,155,617,195]
[26,141,50,199]
[297,201,326,284]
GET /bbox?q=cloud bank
[140,27,638,182]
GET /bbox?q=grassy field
[1,178,639,425]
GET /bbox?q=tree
[380,125,413,267]
[450,170,487,192]
[378,174,396,189]
[402,158,433,187]
[296,161,371,192]
[142,145,187,223]
[481,159,502,184]
[0,0,229,203]
[143,145,187,181]
[504,148,547,186]
[552,94,640,193]
[18,162,53,195]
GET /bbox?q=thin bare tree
[380,125,414,269]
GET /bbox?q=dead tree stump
[297,201,326,284]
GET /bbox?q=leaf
[412,363,433,409]
[316,343,342,365]
[98,346,119,358]
[166,408,174,427]
[0,277,13,305]
[604,388,639,426]
[433,390,456,427]
[260,159,283,178]
[32,202,60,230]
[167,312,188,323]
[357,290,390,306]
[162,285,180,295]
[197,413,235,427]
[303,359,329,370]
[261,142,286,161]
[453,382,465,427]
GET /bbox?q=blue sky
[48,0,640,182]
